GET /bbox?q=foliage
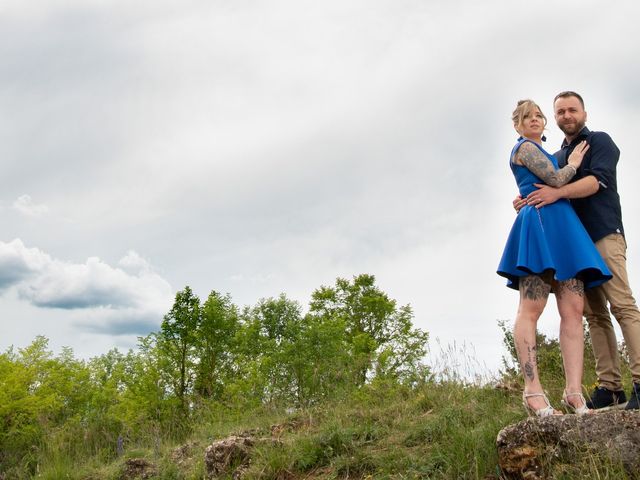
[309,274,429,385]
[195,291,239,399]
[157,286,201,411]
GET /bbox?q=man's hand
[513,195,526,213]
[526,183,562,208]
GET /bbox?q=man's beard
[558,121,585,137]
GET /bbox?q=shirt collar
[561,126,591,149]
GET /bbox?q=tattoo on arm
[515,142,576,187]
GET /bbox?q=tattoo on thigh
[556,278,585,299]
[520,275,551,301]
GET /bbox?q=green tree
[0,343,46,474]
[309,274,429,385]
[287,313,351,405]
[157,286,201,412]
[0,337,94,474]
[234,295,304,404]
[195,291,239,399]
[232,294,352,407]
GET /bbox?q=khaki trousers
[585,233,640,389]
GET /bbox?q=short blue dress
[497,139,612,290]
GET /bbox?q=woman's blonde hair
[512,99,547,132]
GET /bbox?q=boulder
[496,410,640,479]
[204,435,254,479]
[203,431,285,479]
[120,458,157,480]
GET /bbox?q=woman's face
[517,107,545,139]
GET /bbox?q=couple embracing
[498,91,640,416]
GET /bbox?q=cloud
[0,239,51,289]
[12,195,50,217]
[0,239,173,335]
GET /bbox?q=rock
[496,410,640,479]
[203,432,284,479]
[204,435,254,479]
[120,458,157,479]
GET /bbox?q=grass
[17,383,637,480]
[11,333,638,480]
[209,381,525,480]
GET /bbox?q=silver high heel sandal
[561,391,591,416]
[523,392,561,418]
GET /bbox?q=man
[523,91,640,410]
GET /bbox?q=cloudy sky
[2,0,640,376]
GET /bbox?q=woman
[497,99,611,417]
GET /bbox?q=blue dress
[497,139,611,290]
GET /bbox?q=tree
[157,286,201,412]
[309,274,429,385]
[286,313,351,405]
[195,291,239,399]
[232,294,352,406]
[233,295,304,404]
[0,337,94,474]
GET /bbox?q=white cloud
[0,239,173,335]
[118,250,153,275]
[12,195,49,217]
[0,239,51,289]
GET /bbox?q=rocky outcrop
[119,458,157,479]
[204,435,255,479]
[202,422,301,479]
[497,410,640,479]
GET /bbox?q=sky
[2,0,640,377]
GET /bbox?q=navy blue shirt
[555,127,624,243]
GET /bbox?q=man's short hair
[554,91,585,109]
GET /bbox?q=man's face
[554,96,587,138]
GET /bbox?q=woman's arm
[513,141,588,188]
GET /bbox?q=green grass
[11,378,637,480]
[9,330,637,480]
[203,381,525,480]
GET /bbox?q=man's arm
[526,175,599,208]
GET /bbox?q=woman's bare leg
[515,275,551,411]
[556,278,586,408]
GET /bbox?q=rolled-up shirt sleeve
[583,132,619,191]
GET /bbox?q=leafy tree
[234,295,304,404]
[286,314,351,405]
[0,338,94,474]
[0,344,45,474]
[157,286,201,412]
[309,274,429,385]
[233,294,353,406]
[83,348,136,454]
[195,291,239,399]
